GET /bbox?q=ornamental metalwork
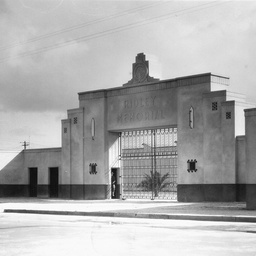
[226,112,231,120]
[89,163,97,175]
[212,102,218,111]
[120,128,177,200]
[187,159,197,173]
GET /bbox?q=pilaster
[245,108,256,209]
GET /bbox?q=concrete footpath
[1,198,256,223]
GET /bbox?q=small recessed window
[64,127,67,133]
[74,117,78,124]
[189,107,194,129]
[187,159,197,173]
[89,163,97,175]
[212,102,218,111]
[91,118,95,140]
[226,112,231,119]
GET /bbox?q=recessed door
[29,168,38,197]
[49,167,59,198]
[111,168,118,199]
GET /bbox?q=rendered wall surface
[24,148,61,198]
[69,108,84,199]
[245,109,256,209]
[78,72,239,202]
[203,91,227,184]
[178,87,239,201]
[106,83,178,131]
[236,136,246,201]
[177,81,211,187]
[60,119,71,198]
[177,81,210,201]
[0,148,61,197]
[0,152,26,185]
[62,94,108,199]
[236,136,246,184]
[1,54,254,202]
[221,101,236,184]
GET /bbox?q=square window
[212,102,218,111]
[74,117,78,124]
[226,112,231,119]
[64,127,67,133]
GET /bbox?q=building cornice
[79,73,219,101]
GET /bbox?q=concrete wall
[0,151,27,196]
[61,100,109,200]
[73,93,109,199]
[77,73,245,202]
[221,101,236,184]
[203,91,227,185]
[233,101,255,202]
[236,136,246,201]
[69,108,84,199]
[106,83,178,131]
[0,152,26,185]
[61,119,71,198]
[245,109,256,209]
[0,148,61,197]
[177,80,211,201]
[2,70,252,203]
[24,148,61,197]
[178,88,238,201]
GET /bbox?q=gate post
[245,109,256,209]
[117,168,121,199]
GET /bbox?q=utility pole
[21,141,29,150]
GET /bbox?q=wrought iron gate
[120,128,177,200]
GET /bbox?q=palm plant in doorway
[137,171,170,197]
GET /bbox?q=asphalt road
[1,213,256,256]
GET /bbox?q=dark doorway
[111,168,118,199]
[29,168,38,197]
[49,167,59,198]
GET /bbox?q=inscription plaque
[117,95,165,124]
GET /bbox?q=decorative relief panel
[123,53,159,87]
[89,163,97,175]
[107,88,178,131]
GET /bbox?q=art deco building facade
[1,53,256,209]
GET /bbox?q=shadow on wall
[0,151,28,185]
[0,151,23,170]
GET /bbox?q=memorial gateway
[2,53,256,209]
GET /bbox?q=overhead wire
[0,2,166,52]
[0,1,230,64]
[0,1,231,151]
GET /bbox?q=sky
[0,0,256,154]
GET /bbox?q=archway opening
[120,128,177,200]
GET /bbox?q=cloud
[0,37,91,112]
[0,0,9,15]
[19,0,64,14]
[1,0,256,114]
[1,0,256,152]
[0,110,64,149]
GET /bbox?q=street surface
[1,213,256,256]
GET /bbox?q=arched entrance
[120,128,177,200]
